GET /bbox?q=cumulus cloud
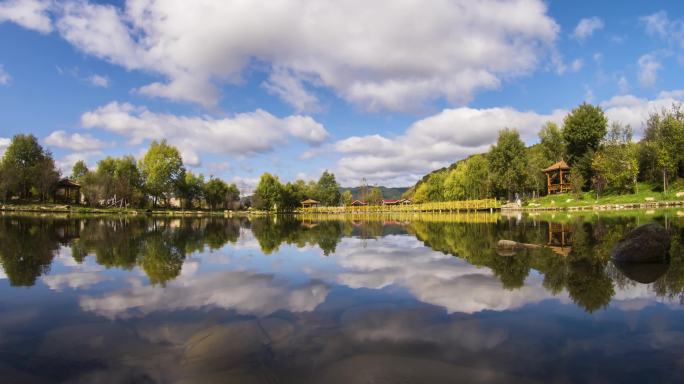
[333,90,684,186]
[80,267,330,319]
[570,59,584,72]
[44,130,106,151]
[0,64,10,85]
[6,0,559,110]
[334,106,566,186]
[637,53,662,88]
[87,74,109,88]
[80,102,329,166]
[572,17,604,40]
[0,0,52,33]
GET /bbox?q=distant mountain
[340,186,409,200]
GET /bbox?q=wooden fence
[298,198,500,214]
[297,211,499,224]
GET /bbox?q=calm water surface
[1,211,683,383]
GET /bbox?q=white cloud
[10,0,559,110]
[617,76,629,94]
[0,64,10,85]
[0,0,52,33]
[334,106,566,186]
[44,130,106,151]
[640,11,684,48]
[637,53,661,88]
[572,17,604,40]
[570,59,584,72]
[81,102,328,166]
[87,74,109,88]
[0,137,10,157]
[80,267,330,319]
[262,67,320,113]
[601,91,684,138]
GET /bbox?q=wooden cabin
[350,200,368,206]
[543,160,572,194]
[54,179,81,204]
[301,199,320,208]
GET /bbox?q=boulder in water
[613,260,670,284]
[611,223,670,263]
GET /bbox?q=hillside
[340,186,409,200]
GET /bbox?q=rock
[613,260,670,284]
[611,223,671,263]
[565,198,573,203]
[677,191,684,198]
[644,197,655,202]
[496,240,541,256]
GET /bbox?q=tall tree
[139,140,184,206]
[253,173,283,211]
[316,170,341,206]
[368,186,383,205]
[562,103,608,185]
[488,129,528,200]
[176,171,205,209]
[341,190,353,205]
[71,160,89,181]
[591,123,638,194]
[538,121,566,163]
[203,177,228,210]
[36,156,60,202]
[1,134,52,199]
[641,106,684,193]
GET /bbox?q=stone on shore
[611,223,670,263]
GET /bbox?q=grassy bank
[526,183,684,209]
[0,202,254,216]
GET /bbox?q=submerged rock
[613,260,670,284]
[496,240,541,256]
[611,223,670,263]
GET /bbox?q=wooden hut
[54,178,81,204]
[301,199,320,208]
[543,160,572,194]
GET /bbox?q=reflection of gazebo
[301,199,320,208]
[54,179,81,204]
[547,222,573,257]
[543,160,572,194]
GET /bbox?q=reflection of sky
[2,220,684,382]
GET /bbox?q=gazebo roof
[543,160,570,172]
[301,199,319,204]
[56,178,81,188]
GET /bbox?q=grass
[527,182,684,208]
[0,201,250,216]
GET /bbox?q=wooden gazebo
[54,178,81,204]
[301,199,320,208]
[543,160,572,194]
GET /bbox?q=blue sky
[1,0,683,191]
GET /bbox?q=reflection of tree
[139,232,185,286]
[0,218,61,286]
[0,216,246,287]
[250,216,348,256]
[566,259,614,312]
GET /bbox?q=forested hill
[340,186,409,200]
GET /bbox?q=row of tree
[0,135,242,209]
[409,103,684,202]
[252,170,342,211]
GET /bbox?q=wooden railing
[297,211,499,224]
[298,198,500,214]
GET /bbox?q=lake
[0,211,683,383]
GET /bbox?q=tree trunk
[663,169,668,194]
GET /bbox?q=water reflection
[1,212,684,382]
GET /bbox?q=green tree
[567,167,585,199]
[642,106,684,193]
[203,177,228,210]
[253,173,283,211]
[225,183,240,210]
[591,123,639,194]
[35,156,60,202]
[316,170,341,206]
[562,103,608,185]
[341,190,353,205]
[71,160,89,181]
[368,186,384,205]
[526,144,548,197]
[177,171,205,209]
[538,121,566,163]
[488,129,528,200]
[139,140,184,206]
[1,134,53,199]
